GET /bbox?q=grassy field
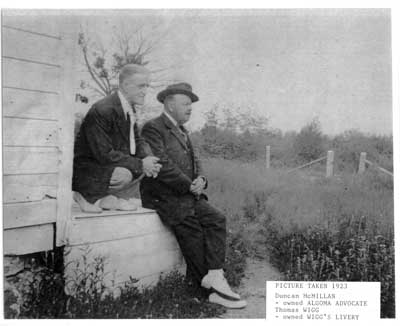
[7,243,245,319]
[7,156,394,318]
[203,157,395,318]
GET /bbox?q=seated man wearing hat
[140,83,247,309]
[72,64,162,212]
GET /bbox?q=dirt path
[221,258,281,319]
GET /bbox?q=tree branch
[104,75,112,93]
[91,67,109,93]
[81,44,108,95]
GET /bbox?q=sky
[77,9,392,135]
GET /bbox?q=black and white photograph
[1,6,397,321]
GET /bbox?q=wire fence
[265,147,393,178]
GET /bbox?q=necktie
[179,125,188,143]
[126,111,136,155]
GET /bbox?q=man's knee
[109,167,133,189]
[196,199,226,228]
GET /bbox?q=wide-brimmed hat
[157,82,199,103]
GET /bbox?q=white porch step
[64,204,185,294]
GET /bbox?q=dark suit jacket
[140,113,206,225]
[72,91,152,203]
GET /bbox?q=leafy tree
[192,103,271,161]
[331,129,393,172]
[203,104,269,134]
[292,118,325,163]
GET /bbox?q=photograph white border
[0,1,398,325]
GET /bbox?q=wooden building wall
[2,12,184,288]
[2,12,76,254]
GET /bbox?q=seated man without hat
[72,64,161,212]
[140,82,247,309]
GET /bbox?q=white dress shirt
[118,90,136,155]
[163,110,179,127]
[163,110,188,141]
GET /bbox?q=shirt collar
[118,90,134,116]
[163,110,179,127]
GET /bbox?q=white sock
[73,191,102,213]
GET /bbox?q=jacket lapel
[112,92,130,143]
[183,128,197,175]
[161,113,189,151]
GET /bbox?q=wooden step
[64,204,185,294]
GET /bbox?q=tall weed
[202,158,394,317]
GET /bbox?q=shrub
[225,231,249,287]
[14,259,225,319]
[9,231,247,319]
[192,112,393,174]
[201,158,394,318]
[268,224,395,318]
[292,118,326,164]
[330,130,393,173]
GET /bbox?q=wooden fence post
[266,145,270,169]
[358,152,367,174]
[326,150,334,177]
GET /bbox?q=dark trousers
[171,198,227,287]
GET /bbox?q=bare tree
[78,22,179,99]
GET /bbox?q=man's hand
[190,176,206,196]
[142,156,162,178]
